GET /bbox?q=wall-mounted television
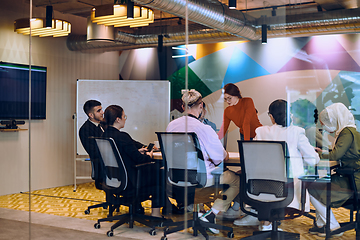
[0,62,47,119]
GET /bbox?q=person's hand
[224,151,230,161]
[138,147,147,154]
[146,150,153,158]
[314,147,323,153]
[153,146,159,151]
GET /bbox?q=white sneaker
[200,210,220,234]
[259,223,283,231]
[233,214,260,226]
[216,207,245,220]
[187,204,194,212]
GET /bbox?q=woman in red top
[218,83,262,141]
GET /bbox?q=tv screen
[0,62,47,119]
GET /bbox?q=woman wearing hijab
[308,102,360,237]
[217,83,262,141]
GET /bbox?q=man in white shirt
[166,90,240,234]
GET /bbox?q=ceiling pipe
[266,8,360,37]
[132,0,258,40]
[67,8,360,52]
[66,28,241,52]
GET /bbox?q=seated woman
[308,102,360,237]
[102,105,163,217]
[234,99,320,230]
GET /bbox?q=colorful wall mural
[119,33,360,151]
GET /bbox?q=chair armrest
[135,162,155,168]
[210,166,223,176]
[335,167,359,194]
[152,158,165,167]
[335,167,357,175]
[134,162,155,191]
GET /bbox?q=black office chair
[83,135,123,217]
[238,140,300,240]
[84,156,115,216]
[92,137,168,237]
[156,132,234,240]
[330,166,360,238]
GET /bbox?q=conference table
[153,151,241,172]
[153,151,240,163]
[153,150,339,239]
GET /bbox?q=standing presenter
[217,83,262,141]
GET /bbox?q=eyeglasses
[123,115,127,120]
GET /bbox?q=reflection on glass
[290,98,331,149]
[318,71,360,129]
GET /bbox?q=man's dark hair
[104,105,124,126]
[83,100,101,116]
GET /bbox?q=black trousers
[167,185,195,206]
[131,161,166,208]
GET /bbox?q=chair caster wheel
[161,237,167,240]
[107,230,114,237]
[84,209,90,215]
[149,229,156,235]
[94,223,100,229]
[227,232,234,238]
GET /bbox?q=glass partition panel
[0,1,32,238]
[3,0,360,239]
[26,1,121,237]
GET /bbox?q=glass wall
[1,0,360,239]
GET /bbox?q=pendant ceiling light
[14,6,71,37]
[229,0,236,9]
[262,24,267,44]
[91,3,154,28]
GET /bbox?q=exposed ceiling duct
[132,0,258,40]
[67,0,360,52]
[67,0,258,52]
[67,26,240,52]
[267,8,360,37]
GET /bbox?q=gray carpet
[0,218,134,240]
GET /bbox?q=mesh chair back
[238,140,293,207]
[95,138,128,190]
[156,132,207,188]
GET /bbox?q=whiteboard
[76,80,170,156]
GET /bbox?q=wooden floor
[0,182,356,239]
